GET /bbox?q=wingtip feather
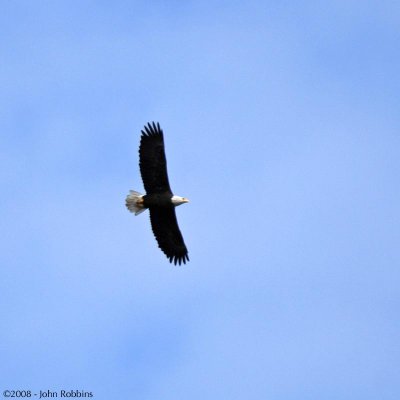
[168,253,189,266]
[141,122,163,138]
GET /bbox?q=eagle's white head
[171,195,189,206]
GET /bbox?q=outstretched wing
[139,122,172,194]
[149,207,189,265]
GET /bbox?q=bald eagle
[126,122,189,265]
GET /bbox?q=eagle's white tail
[125,190,146,215]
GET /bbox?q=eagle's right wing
[148,206,189,265]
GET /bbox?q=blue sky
[1,1,399,399]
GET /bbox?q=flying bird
[126,122,189,265]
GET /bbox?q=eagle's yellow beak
[182,198,190,203]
